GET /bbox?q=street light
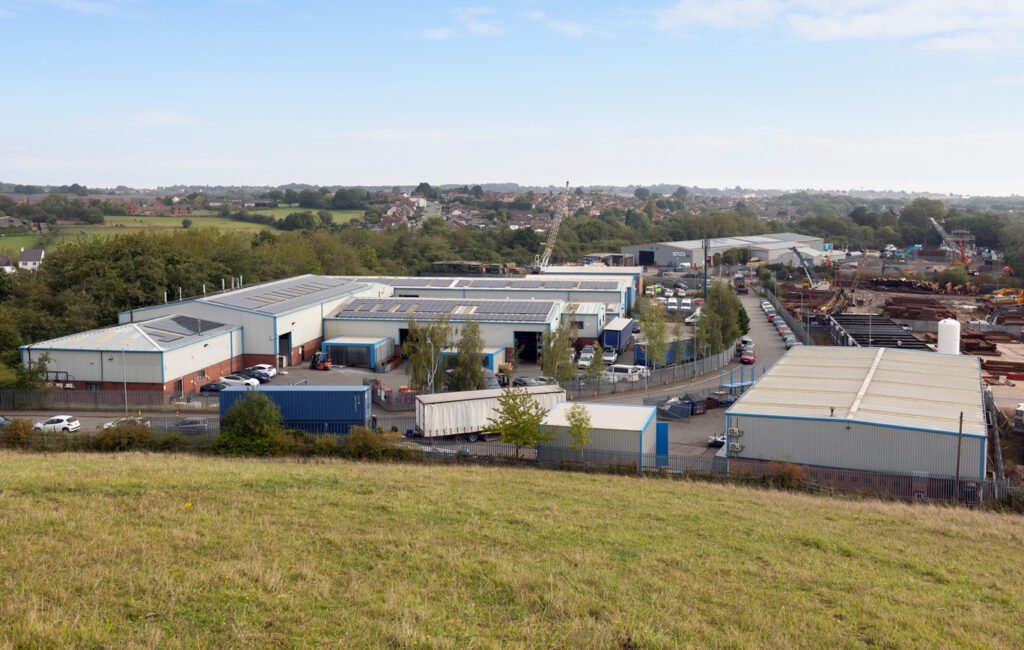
[121,346,128,416]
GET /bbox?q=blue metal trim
[160,349,165,384]
[722,411,988,440]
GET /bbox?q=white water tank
[937,318,961,355]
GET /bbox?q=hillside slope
[0,453,1020,648]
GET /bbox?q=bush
[91,423,154,451]
[340,427,394,460]
[214,392,285,455]
[0,418,36,448]
[312,435,343,455]
[768,462,807,489]
[152,432,187,452]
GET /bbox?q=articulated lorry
[415,385,566,441]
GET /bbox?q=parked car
[785,338,803,349]
[248,363,277,378]
[607,364,641,382]
[707,434,727,447]
[237,368,272,383]
[767,313,776,323]
[740,351,756,365]
[102,417,151,430]
[735,335,754,353]
[199,382,228,393]
[220,374,259,387]
[631,322,641,334]
[0,415,11,428]
[33,415,80,433]
[170,418,210,435]
[577,350,595,369]
[602,347,618,364]
[512,377,547,387]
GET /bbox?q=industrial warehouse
[725,346,988,496]
[22,271,629,390]
[621,233,826,268]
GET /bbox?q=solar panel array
[142,316,228,343]
[208,276,364,314]
[333,298,557,323]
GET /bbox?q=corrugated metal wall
[732,415,986,480]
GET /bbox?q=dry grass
[0,452,1021,648]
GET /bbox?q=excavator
[982,288,1024,305]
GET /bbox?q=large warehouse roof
[329,298,561,323]
[203,275,370,314]
[336,275,626,291]
[23,315,237,353]
[727,347,986,436]
[634,232,822,251]
[544,402,655,432]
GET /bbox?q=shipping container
[415,385,566,440]
[322,336,394,370]
[220,385,371,432]
[635,337,694,368]
[601,317,634,352]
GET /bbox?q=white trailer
[415,385,567,441]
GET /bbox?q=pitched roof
[19,249,44,263]
[23,314,238,352]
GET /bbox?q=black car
[171,418,209,435]
[236,368,271,384]
[199,382,228,393]
[512,377,547,387]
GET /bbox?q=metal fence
[0,389,220,412]
[556,344,738,399]
[760,287,813,345]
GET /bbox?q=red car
[740,351,756,364]
[767,313,776,323]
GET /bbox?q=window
[197,369,207,380]
[810,471,818,479]
[851,476,858,484]
[574,321,584,330]
[838,474,846,482]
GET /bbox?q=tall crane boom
[534,181,570,270]
[930,217,959,254]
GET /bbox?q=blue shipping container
[635,338,694,367]
[601,317,635,352]
[220,385,371,428]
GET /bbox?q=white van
[678,298,693,312]
[607,364,642,382]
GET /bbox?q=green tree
[449,320,484,391]
[542,307,578,383]
[900,198,947,245]
[566,403,592,452]
[585,346,607,388]
[634,187,650,201]
[181,218,193,229]
[215,392,285,455]
[485,387,552,457]
[639,301,668,375]
[706,281,741,345]
[695,308,724,356]
[738,305,750,335]
[402,316,451,393]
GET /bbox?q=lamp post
[702,238,710,302]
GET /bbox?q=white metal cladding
[731,415,986,480]
[23,349,163,383]
[416,386,566,437]
[562,310,604,339]
[162,330,239,381]
[119,302,276,355]
[727,346,986,436]
[544,402,654,432]
[324,319,552,350]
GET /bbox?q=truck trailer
[415,385,566,441]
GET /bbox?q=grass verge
[0,452,1021,648]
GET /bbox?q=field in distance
[0,453,1021,648]
[249,206,364,222]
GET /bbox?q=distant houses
[0,216,29,229]
[17,248,44,271]
[0,256,14,274]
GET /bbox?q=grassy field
[0,453,1021,648]
[0,216,275,254]
[249,206,364,222]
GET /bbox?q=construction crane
[930,217,972,264]
[533,181,570,271]
[790,247,830,290]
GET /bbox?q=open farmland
[249,206,364,222]
[0,453,1021,648]
[0,216,276,253]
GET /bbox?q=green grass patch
[0,233,43,255]
[0,453,1021,647]
[249,206,364,222]
[39,216,272,250]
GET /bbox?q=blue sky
[1,0,1023,194]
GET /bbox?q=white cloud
[134,110,194,126]
[419,27,452,40]
[456,6,504,36]
[659,0,1024,51]
[523,9,587,37]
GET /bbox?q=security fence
[0,389,219,413]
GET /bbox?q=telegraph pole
[702,238,710,302]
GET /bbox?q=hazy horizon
[2,1,1022,195]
